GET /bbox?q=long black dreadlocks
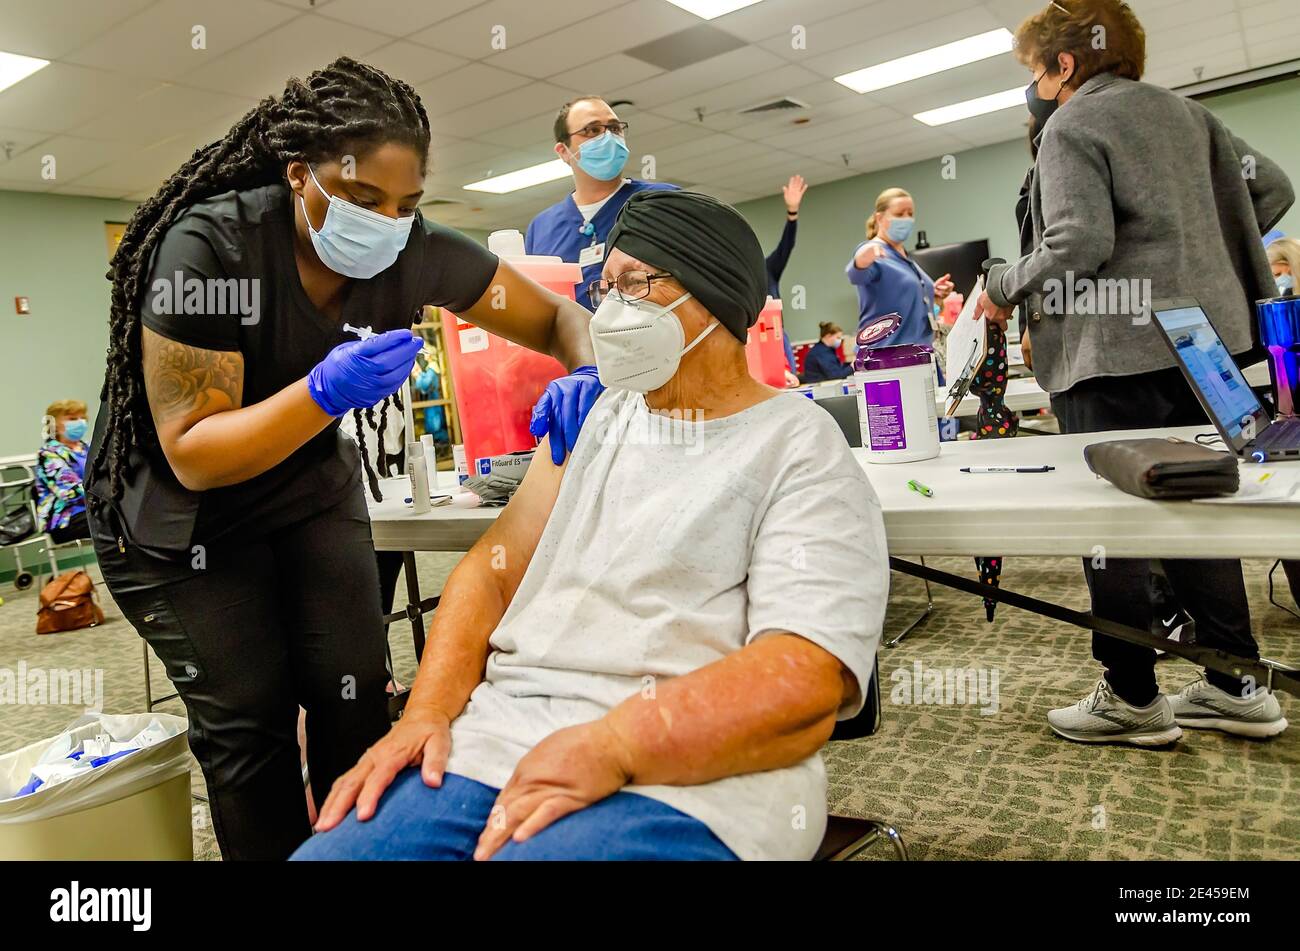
[90,56,430,511]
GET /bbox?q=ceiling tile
[547,54,665,93]
[0,0,155,59]
[316,0,478,38]
[415,63,533,117]
[426,82,579,139]
[610,46,790,109]
[177,14,393,98]
[0,65,159,135]
[69,85,256,143]
[408,0,624,59]
[471,0,701,80]
[62,0,300,81]
[362,40,470,87]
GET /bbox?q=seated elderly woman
[292,191,888,862]
[36,399,93,544]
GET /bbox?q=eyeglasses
[588,270,672,308]
[565,120,630,142]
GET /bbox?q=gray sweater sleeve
[1231,132,1295,234]
[987,121,1115,308]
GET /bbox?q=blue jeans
[290,770,738,861]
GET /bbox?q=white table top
[369,424,1300,559]
[863,425,1300,559]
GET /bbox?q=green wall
[736,75,1300,344]
[0,191,137,458]
[736,136,1032,343]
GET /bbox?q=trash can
[0,712,192,860]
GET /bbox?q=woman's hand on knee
[314,710,452,832]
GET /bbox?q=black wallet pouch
[1083,436,1240,499]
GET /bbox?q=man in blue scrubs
[526,96,677,309]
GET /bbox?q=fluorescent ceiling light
[0,50,50,94]
[663,0,764,20]
[463,159,570,194]
[913,86,1025,126]
[834,28,1014,94]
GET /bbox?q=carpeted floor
[1,552,1296,861]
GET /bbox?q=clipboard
[944,276,987,416]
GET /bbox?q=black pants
[92,489,391,860]
[1052,367,1259,705]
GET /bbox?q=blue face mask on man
[575,131,629,181]
[62,419,88,443]
[301,164,414,280]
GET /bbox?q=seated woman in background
[801,322,854,383]
[1267,236,1299,295]
[36,399,92,544]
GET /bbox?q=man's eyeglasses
[588,270,672,308]
[565,120,630,142]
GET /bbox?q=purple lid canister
[855,343,934,372]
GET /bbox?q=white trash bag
[0,712,189,823]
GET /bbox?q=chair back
[829,654,881,742]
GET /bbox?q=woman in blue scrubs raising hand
[846,188,954,351]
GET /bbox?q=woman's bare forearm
[601,633,852,787]
[143,329,333,491]
[163,381,333,490]
[549,296,597,370]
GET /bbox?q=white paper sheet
[944,276,987,410]
[1192,470,1300,505]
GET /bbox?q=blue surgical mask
[62,419,88,442]
[887,217,915,243]
[302,164,414,279]
[1278,273,1296,295]
[575,132,629,181]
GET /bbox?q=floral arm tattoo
[142,332,244,425]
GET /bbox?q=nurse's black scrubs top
[87,183,498,588]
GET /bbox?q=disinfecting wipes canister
[853,344,940,464]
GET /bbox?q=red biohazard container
[441,255,580,471]
[745,297,788,387]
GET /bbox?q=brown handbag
[1083,436,1240,499]
[35,570,105,634]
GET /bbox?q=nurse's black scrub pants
[92,487,391,861]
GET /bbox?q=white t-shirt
[444,389,889,860]
[574,179,630,225]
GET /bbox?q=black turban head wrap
[606,189,767,343]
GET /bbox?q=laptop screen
[1153,303,1263,444]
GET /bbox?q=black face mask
[1025,71,1067,127]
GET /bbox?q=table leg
[886,555,935,648]
[403,550,426,662]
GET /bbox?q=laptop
[1152,298,1300,461]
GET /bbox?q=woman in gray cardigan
[975,0,1293,746]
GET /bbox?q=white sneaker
[1168,676,1288,738]
[1047,680,1182,746]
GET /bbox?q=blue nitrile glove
[307,329,424,417]
[529,365,604,465]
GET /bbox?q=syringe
[342,323,377,340]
